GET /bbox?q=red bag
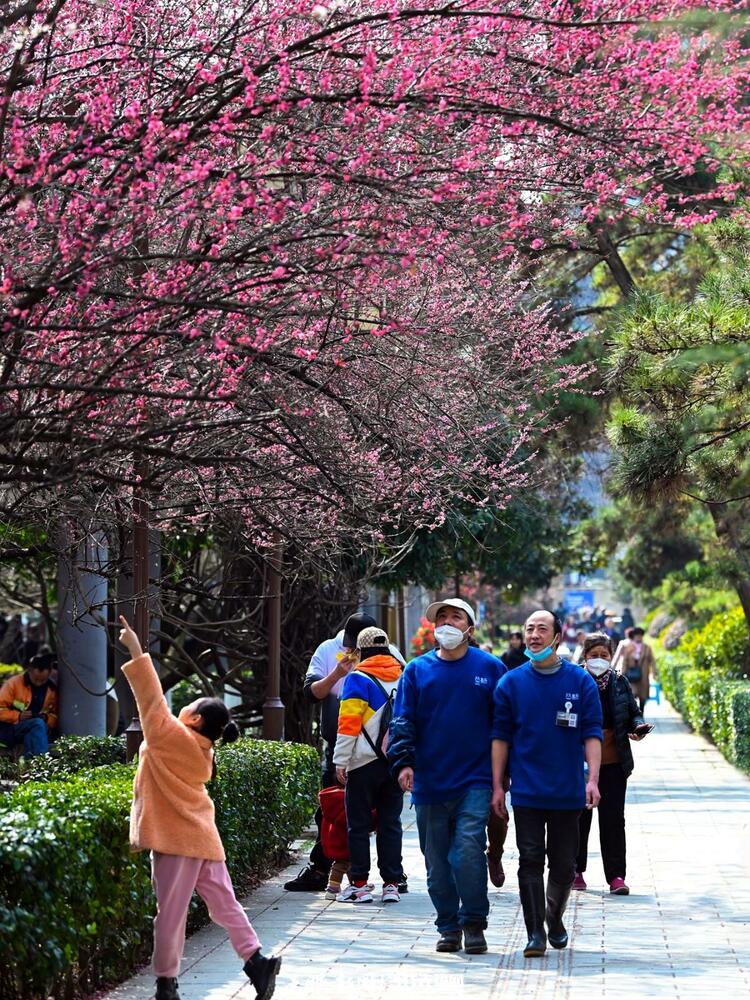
[318,785,378,863]
[319,786,349,861]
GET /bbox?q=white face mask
[435,624,468,650]
[586,657,610,677]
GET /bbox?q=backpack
[359,674,396,760]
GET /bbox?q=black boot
[243,951,283,1000]
[546,879,572,949]
[463,923,488,954]
[519,881,547,958]
[154,978,181,1000]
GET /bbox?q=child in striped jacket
[333,626,404,905]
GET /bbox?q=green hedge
[708,679,750,770]
[0,734,127,786]
[683,669,713,736]
[656,641,750,775]
[0,738,318,1000]
[655,650,691,714]
[678,606,750,678]
[20,734,127,783]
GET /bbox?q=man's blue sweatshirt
[392,646,506,805]
[491,660,603,810]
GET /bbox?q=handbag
[626,666,642,683]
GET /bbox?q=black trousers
[345,757,404,884]
[576,763,627,882]
[514,805,581,887]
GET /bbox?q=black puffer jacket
[601,671,644,777]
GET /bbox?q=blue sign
[564,590,595,615]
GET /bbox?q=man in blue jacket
[491,609,602,958]
[388,598,506,955]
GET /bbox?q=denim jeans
[416,786,491,932]
[0,717,49,756]
[345,758,404,884]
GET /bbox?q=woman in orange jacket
[118,616,281,1000]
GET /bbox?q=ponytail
[190,697,233,742]
[188,699,241,780]
[222,720,240,744]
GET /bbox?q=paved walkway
[100,698,750,1000]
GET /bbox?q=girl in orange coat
[118,616,281,1000]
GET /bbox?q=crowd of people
[1,599,655,1000]
[284,599,654,965]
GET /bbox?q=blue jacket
[388,646,506,805]
[492,660,603,810]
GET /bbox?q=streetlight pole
[262,534,284,740]
[125,459,148,760]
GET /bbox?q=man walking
[491,610,602,958]
[389,598,506,954]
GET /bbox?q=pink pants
[151,852,261,977]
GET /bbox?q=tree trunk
[707,501,750,632]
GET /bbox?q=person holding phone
[574,632,651,896]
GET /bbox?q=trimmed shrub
[655,651,691,714]
[708,679,750,770]
[678,606,749,678]
[20,734,127,783]
[683,669,712,735]
[0,738,318,1000]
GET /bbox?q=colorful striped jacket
[333,654,402,772]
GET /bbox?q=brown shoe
[488,855,505,888]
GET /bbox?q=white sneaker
[325,883,342,900]
[352,885,374,904]
[381,883,400,904]
[336,882,373,902]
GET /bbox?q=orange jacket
[0,672,58,730]
[122,653,225,861]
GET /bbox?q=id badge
[555,701,578,728]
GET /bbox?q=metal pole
[125,461,148,760]
[262,535,285,740]
[396,586,406,657]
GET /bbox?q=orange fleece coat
[123,653,225,861]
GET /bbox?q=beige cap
[424,598,476,626]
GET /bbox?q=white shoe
[336,882,373,903]
[381,883,400,904]
[352,885,374,904]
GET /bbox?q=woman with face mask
[573,632,651,896]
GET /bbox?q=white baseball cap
[425,598,476,626]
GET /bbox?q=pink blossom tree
[0,0,748,559]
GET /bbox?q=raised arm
[118,616,173,738]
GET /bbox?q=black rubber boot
[463,923,488,954]
[243,951,283,1000]
[154,978,181,1000]
[519,881,547,957]
[546,879,572,949]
